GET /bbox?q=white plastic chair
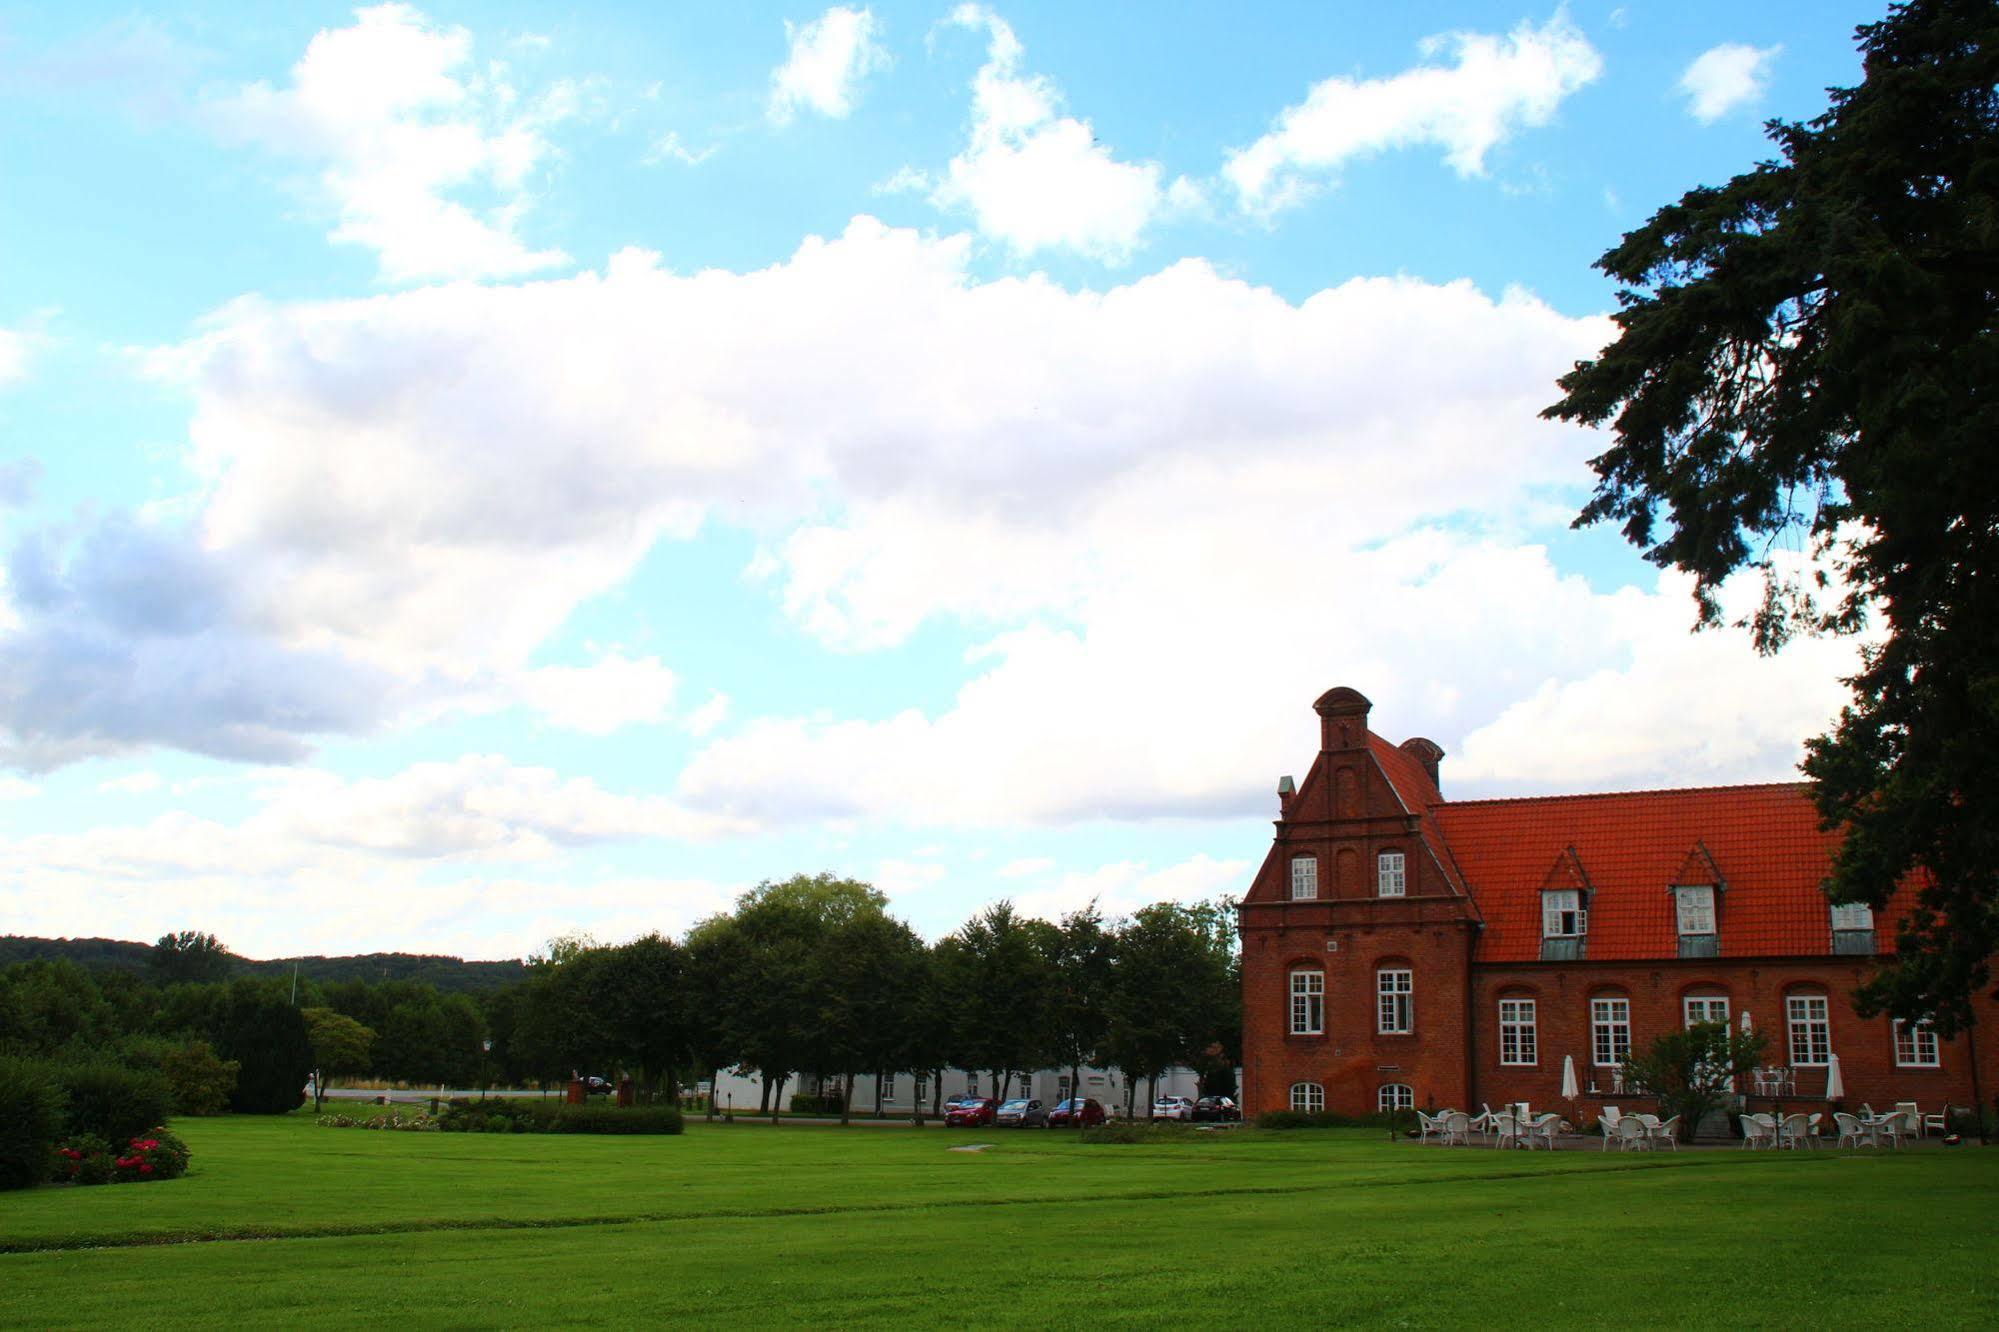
[1443,1111,1472,1147]
[1649,1115,1681,1151]
[1614,1116,1649,1151]
[1923,1105,1953,1138]
[1895,1101,1920,1135]
[1416,1111,1445,1145]
[1598,1106,1622,1151]
[1492,1111,1519,1149]
[1519,1113,1560,1150]
[1740,1114,1776,1149]
[1779,1113,1812,1150]
[1834,1111,1868,1149]
[1874,1109,1911,1149]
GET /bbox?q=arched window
[1289,969,1325,1035]
[1290,855,1318,900]
[1377,850,1406,897]
[1377,966,1413,1033]
[1378,1083,1413,1111]
[1290,1081,1325,1113]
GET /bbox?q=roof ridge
[1438,780,1808,809]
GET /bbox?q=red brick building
[1237,686,1998,1124]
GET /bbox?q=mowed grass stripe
[1,1141,1990,1330]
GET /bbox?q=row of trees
[490,875,1240,1122]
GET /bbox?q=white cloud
[924,5,1193,260]
[769,6,889,125]
[644,131,717,166]
[997,855,1053,878]
[0,327,29,385]
[874,856,945,897]
[0,754,745,956]
[1679,43,1781,124]
[209,3,570,281]
[0,776,38,800]
[97,771,164,794]
[1009,853,1249,924]
[1225,13,1603,213]
[683,690,731,737]
[511,651,677,734]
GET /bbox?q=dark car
[993,1098,1047,1128]
[1191,1095,1242,1122]
[945,1097,997,1127]
[1046,1097,1107,1128]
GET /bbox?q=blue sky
[0,1,1881,958]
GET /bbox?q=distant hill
[0,936,528,992]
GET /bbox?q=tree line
[495,875,1241,1122]
[0,879,1241,1124]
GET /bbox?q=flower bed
[315,1110,438,1131]
[54,1130,191,1185]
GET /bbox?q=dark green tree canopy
[150,930,235,985]
[1545,0,1999,1030]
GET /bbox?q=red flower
[139,1164,154,1175]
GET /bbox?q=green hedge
[0,1057,66,1191]
[1254,1109,1404,1130]
[438,1098,684,1135]
[50,1059,174,1143]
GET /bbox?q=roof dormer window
[1831,901,1875,955]
[1541,889,1586,961]
[1674,885,1719,958]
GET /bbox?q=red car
[945,1097,997,1127]
[1046,1097,1107,1128]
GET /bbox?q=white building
[705,1064,1210,1116]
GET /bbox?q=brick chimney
[1399,737,1445,794]
[1313,686,1371,752]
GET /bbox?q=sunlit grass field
[1,1112,1993,1327]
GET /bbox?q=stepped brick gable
[1237,687,1999,1122]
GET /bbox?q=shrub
[214,981,313,1114]
[53,1059,174,1142]
[54,1130,190,1185]
[788,1092,845,1115]
[161,1041,240,1116]
[1079,1121,1202,1145]
[1253,1110,1389,1130]
[0,1057,66,1190]
[436,1098,683,1135]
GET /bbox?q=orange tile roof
[1423,778,1882,962]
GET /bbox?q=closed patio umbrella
[1825,1052,1845,1101]
[1561,1054,1579,1099]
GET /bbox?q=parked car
[1046,1097,1107,1128]
[945,1097,997,1127]
[993,1098,1047,1128]
[1191,1095,1242,1122]
[1152,1095,1197,1121]
[581,1076,615,1096]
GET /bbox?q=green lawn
[0,1115,1992,1328]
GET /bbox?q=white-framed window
[1057,1076,1071,1099]
[1894,1019,1939,1068]
[1591,997,1631,1067]
[1290,1081,1325,1113]
[1683,996,1729,1028]
[1377,968,1413,1034]
[1674,885,1716,935]
[1378,1083,1413,1112]
[1377,851,1406,897]
[1830,902,1875,931]
[1499,998,1537,1065]
[1787,995,1831,1066]
[1289,969,1325,1035]
[880,1075,895,1100]
[915,1078,928,1104]
[1290,855,1319,901]
[1543,889,1587,938]
[967,1076,979,1096]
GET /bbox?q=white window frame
[1893,1018,1940,1068]
[1377,851,1406,897]
[967,1076,979,1096]
[880,1075,895,1101]
[1542,889,1586,938]
[1378,1083,1413,1112]
[1683,996,1729,1028]
[1674,885,1717,936]
[1786,995,1831,1066]
[1830,902,1875,931]
[1591,997,1631,1067]
[1290,855,1319,901]
[1289,969,1325,1036]
[1498,998,1537,1065]
[1290,1081,1324,1113]
[1377,968,1413,1035]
